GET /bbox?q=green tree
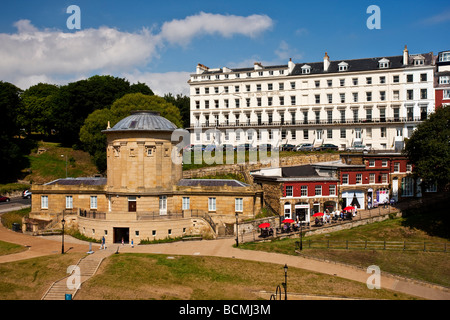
[0,81,26,182]
[404,105,450,191]
[19,83,59,136]
[164,93,190,128]
[80,93,182,172]
[51,75,153,147]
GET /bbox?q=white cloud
[274,40,303,61]
[160,11,273,46]
[421,9,450,25]
[0,12,273,93]
[124,70,191,96]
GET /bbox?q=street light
[61,154,68,178]
[235,212,239,247]
[283,264,288,300]
[61,214,65,254]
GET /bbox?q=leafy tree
[404,105,450,191]
[19,83,59,136]
[164,93,190,128]
[51,75,153,147]
[0,81,26,182]
[80,93,182,172]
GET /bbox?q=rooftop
[177,179,248,188]
[105,110,178,133]
[45,177,107,186]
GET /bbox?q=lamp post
[235,212,239,247]
[283,264,288,300]
[61,154,68,178]
[61,213,65,254]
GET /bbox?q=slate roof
[106,110,177,132]
[45,177,107,186]
[177,179,248,187]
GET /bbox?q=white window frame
[356,174,362,184]
[315,185,322,196]
[342,174,349,185]
[182,197,190,210]
[329,185,336,196]
[65,196,73,209]
[90,196,98,210]
[235,198,243,212]
[208,197,216,211]
[285,186,293,197]
[301,186,308,197]
[41,195,48,209]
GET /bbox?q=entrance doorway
[113,227,129,244]
[294,203,309,223]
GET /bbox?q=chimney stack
[403,45,409,65]
[324,52,330,71]
[288,58,295,74]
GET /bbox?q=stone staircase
[42,248,114,300]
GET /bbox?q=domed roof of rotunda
[106,110,178,132]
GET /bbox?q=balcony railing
[190,116,426,129]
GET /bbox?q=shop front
[341,190,365,210]
[294,203,310,223]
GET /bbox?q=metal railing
[297,240,449,252]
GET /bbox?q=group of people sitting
[314,208,357,226]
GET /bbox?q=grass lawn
[0,252,86,300]
[240,217,450,287]
[76,253,415,300]
[0,240,27,256]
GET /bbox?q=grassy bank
[240,217,450,287]
[76,253,414,300]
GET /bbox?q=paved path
[1,223,449,300]
[118,238,450,300]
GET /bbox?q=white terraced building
[188,46,436,151]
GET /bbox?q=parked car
[316,144,339,151]
[0,196,10,202]
[295,143,314,151]
[258,143,273,151]
[281,144,296,151]
[237,143,253,151]
[346,144,371,152]
[22,190,32,199]
[220,144,236,151]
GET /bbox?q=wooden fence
[295,240,449,253]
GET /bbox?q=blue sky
[0,0,449,95]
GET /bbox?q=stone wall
[182,153,341,180]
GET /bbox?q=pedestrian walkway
[41,247,114,300]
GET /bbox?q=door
[159,195,167,215]
[392,178,399,201]
[128,196,136,212]
[113,228,129,244]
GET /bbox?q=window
[290,82,296,89]
[394,162,400,172]
[421,89,427,99]
[41,195,48,209]
[393,91,400,100]
[279,83,284,90]
[279,97,284,106]
[425,182,437,193]
[327,94,333,103]
[340,129,346,139]
[235,198,243,212]
[439,52,450,62]
[407,90,414,100]
[380,76,386,84]
[340,93,345,103]
[291,96,296,106]
[402,177,414,197]
[301,186,308,197]
[303,129,309,140]
[356,173,362,184]
[339,64,348,72]
[329,185,336,196]
[340,79,345,86]
[380,127,386,138]
[381,174,388,184]
[444,90,450,99]
[366,92,372,102]
[208,197,216,211]
[440,76,450,84]
[352,78,358,85]
[256,84,261,91]
[393,75,400,83]
[380,91,386,101]
[182,197,190,210]
[353,92,358,102]
[407,74,413,83]
[285,185,293,197]
[406,164,412,173]
[366,77,372,85]
[327,129,332,139]
[420,73,427,82]
[342,174,349,185]
[369,173,376,184]
[315,185,322,196]
[369,160,375,167]
[66,196,73,209]
[315,95,320,104]
[90,196,97,210]
[382,160,388,167]
[327,80,332,87]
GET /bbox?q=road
[0,196,31,214]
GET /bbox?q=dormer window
[413,55,425,66]
[378,58,390,69]
[439,51,450,62]
[301,64,311,74]
[338,62,348,72]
